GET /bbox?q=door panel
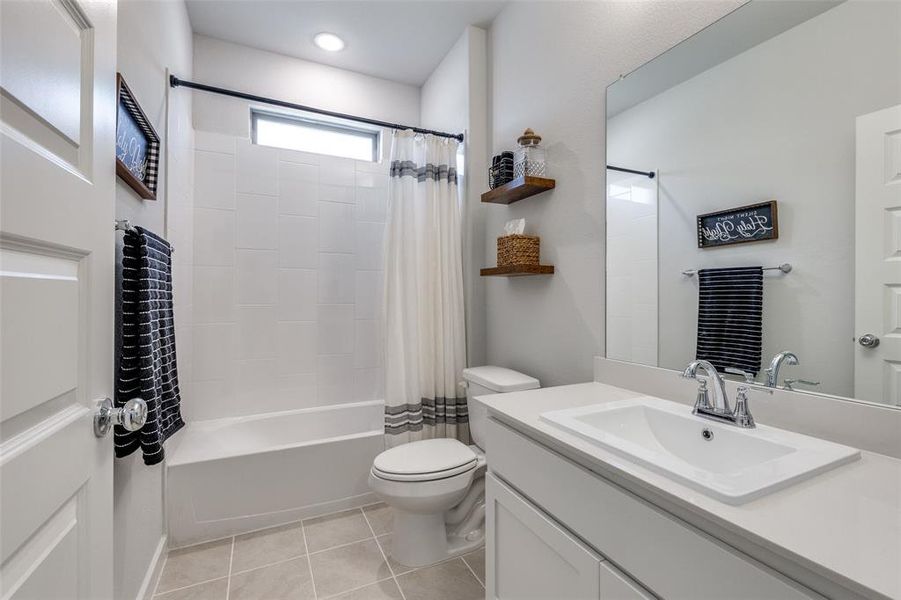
[0,0,117,598]
[855,105,901,405]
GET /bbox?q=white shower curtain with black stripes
[383,130,468,448]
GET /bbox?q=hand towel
[116,226,184,465]
[695,266,763,376]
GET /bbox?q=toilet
[368,366,540,567]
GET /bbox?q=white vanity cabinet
[486,472,653,599]
[486,418,823,600]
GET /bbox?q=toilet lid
[372,439,477,480]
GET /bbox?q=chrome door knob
[93,397,148,437]
[858,334,880,348]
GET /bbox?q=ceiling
[185,1,507,86]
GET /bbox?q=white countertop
[480,382,901,600]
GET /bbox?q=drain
[701,428,714,441]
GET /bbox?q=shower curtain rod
[169,76,465,142]
[607,165,655,179]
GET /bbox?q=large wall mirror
[605,0,901,407]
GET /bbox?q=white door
[1,1,117,598]
[855,105,901,406]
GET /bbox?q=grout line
[300,516,319,600]
[361,508,407,600]
[305,534,377,557]
[229,552,309,576]
[317,576,397,600]
[154,576,229,597]
[225,537,235,600]
[461,554,485,589]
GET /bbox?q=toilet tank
[462,366,540,450]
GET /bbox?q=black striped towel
[695,266,763,376]
[116,227,184,465]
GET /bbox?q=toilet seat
[372,439,477,482]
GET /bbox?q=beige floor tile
[462,548,485,584]
[362,503,393,536]
[303,509,372,552]
[228,557,314,600]
[397,558,485,600]
[309,539,392,598]
[375,534,416,576]
[232,522,306,573]
[327,578,404,600]
[156,539,232,594]
[154,577,227,600]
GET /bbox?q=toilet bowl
[368,366,539,568]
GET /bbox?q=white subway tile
[319,202,354,253]
[195,151,236,210]
[236,139,278,196]
[237,250,277,305]
[193,323,237,380]
[236,194,278,249]
[317,354,355,405]
[354,319,382,369]
[278,216,318,268]
[237,306,277,359]
[319,183,354,204]
[317,305,354,354]
[195,130,236,155]
[276,322,317,375]
[318,253,355,304]
[319,156,355,186]
[354,368,384,402]
[278,269,317,321]
[354,185,388,223]
[194,208,235,266]
[354,222,385,270]
[193,266,236,323]
[354,271,383,320]
[279,162,319,216]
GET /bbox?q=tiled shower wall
[188,130,387,422]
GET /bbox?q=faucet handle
[732,386,756,429]
[693,378,712,411]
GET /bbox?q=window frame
[251,109,381,162]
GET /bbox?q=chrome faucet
[765,351,799,388]
[681,360,767,428]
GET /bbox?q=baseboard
[137,534,167,600]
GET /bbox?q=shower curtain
[383,130,468,447]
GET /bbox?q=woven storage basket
[497,234,540,266]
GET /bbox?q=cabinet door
[599,562,655,600]
[486,473,601,600]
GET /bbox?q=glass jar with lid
[514,128,546,178]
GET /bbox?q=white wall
[420,25,490,367]
[114,1,194,598]
[192,35,420,137]
[486,1,741,387]
[188,38,416,421]
[607,1,901,396]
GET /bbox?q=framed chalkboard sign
[697,200,778,248]
[116,74,160,200]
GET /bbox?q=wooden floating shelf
[481,264,555,277]
[481,176,556,205]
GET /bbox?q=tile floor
[151,503,485,600]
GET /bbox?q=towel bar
[682,263,791,277]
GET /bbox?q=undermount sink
[539,397,860,504]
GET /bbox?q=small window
[252,110,379,162]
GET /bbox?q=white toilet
[368,366,540,567]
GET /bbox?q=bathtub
[166,401,385,547]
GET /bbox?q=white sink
[540,397,860,504]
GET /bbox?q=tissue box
[497,235,540,266]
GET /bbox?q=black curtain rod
[170,75,464,142]
[607,165,655,179]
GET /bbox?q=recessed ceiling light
[314,32,345,52]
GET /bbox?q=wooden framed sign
[115,73,160,200]
[697,200,778,248]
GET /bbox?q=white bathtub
[166,401,385,547]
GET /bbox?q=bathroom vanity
[480,383,901,600]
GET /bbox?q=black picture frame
[115,73,160,200]
[696,200,779,248]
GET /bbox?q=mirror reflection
[605,0,901,406]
